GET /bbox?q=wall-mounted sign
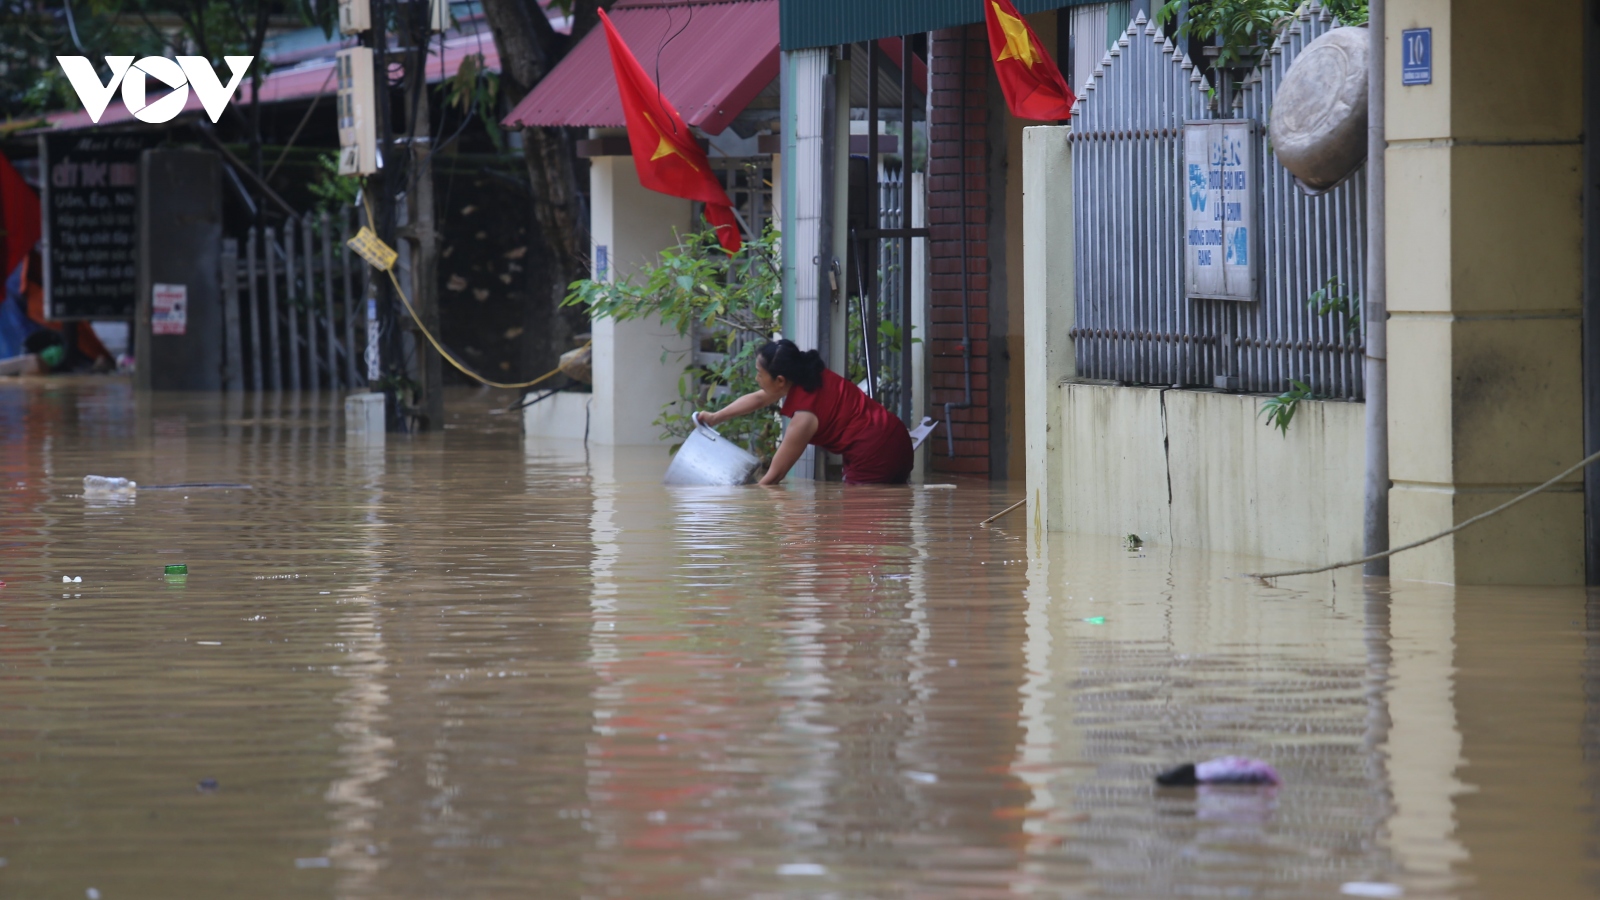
[40,132,159,320]
[151,283,187,335]
[1184,120,1257,302]
[1402,28,1432,85]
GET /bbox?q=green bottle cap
[165,564,188,575]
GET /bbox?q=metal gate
[222,209,367,393]
[1070,3,1366,399]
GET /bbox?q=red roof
[502,0,777,136]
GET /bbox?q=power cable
[1250,448,1600,580]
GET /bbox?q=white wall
[1048,382,1365,567]
[576,155,692,447]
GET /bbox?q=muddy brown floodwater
[1,377,1598,899]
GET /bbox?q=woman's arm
[700,388,780,427]
[759,411,819,486]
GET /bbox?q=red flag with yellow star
[598,9,741,253]
[985,0,1076,121]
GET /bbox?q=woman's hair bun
[758,339,826,392]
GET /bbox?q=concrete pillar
[135,148,223,391]
[1386,0,1585,583]
[780,48,827,352]
[1022,126,1075,537]
[586,154,693,446]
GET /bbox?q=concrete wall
[1385,0,1585,584]
[523,391,592,442]
[538,154,690,446]
[1053,383,1365,564]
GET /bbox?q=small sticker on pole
[152,283,188,335]
[347,226,397,271]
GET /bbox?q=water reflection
[0,378,1596,899]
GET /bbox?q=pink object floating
[1197,756,1281,785]
[1156,756,1281,787]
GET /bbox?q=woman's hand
[758,411,818,486]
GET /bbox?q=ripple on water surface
[0,379,1596,899]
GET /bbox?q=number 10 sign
[1402,28,1431,85]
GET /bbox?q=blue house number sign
[1402,28,1431,85]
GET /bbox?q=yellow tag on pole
[347,226,398,271]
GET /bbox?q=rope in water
[1249,447,1600,580]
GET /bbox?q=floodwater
[1,378,1597,900]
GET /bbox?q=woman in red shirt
[697,339,914,486]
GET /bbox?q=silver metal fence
[875,162,909,417]
[225,210,366,392]
[1070,3,1366,399]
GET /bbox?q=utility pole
[342,0,442,430]
[402,1,444,430]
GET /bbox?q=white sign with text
[1184,121,1257,302]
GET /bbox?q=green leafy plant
[307,151,362,213]
[1155,0,1298,69]
[1260,378,1313,436]
[1322,0,1369,25]
[1307,276,1361,337]
[446,52,505,152]
[563,225,783,459]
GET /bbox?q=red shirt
[780,369,913,483]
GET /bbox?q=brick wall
[927,25,993,477]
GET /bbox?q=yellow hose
[358,184,584,391]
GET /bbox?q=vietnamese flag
[0,152,41,277]
[985,0,1076,121]
[598,9,741,253]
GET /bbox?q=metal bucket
[662,420,760,486]
[1270,26,1369,193]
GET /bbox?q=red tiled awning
[503,0,777,137]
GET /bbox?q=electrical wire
[654,4,693,133]
[384,264,586,389]
[1248,447,1600,580]
[60,0,85,52]
[361,187,585,390]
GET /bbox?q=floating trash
[776,863,827,876]
[1156,756,1281,787]
[197,778,219,793]
[294,857,332,869]
[83,475,136,497]
[61,576,81,583]
[1082,616,1107,625]
[165,564,188,576]
[905,770,938,784]
[1340,884,1403,899]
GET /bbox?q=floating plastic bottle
[82,475,137,497]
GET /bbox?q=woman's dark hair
[757,339,825,392]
